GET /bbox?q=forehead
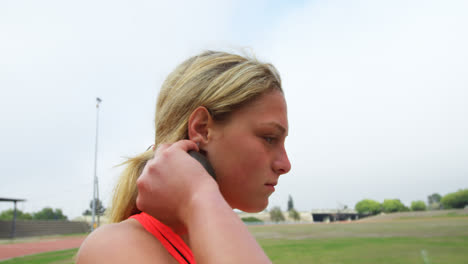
[229,90,288,132]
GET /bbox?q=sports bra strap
[130,212,196,264]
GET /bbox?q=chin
[237,200,268,213]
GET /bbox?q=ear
[188,106,213,145]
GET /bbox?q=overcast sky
[1,0,467,219]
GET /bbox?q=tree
[355,199,382,215]
[82,209,92,216]
[440,189,468,209]
[428,193,442,205]
[0,209,32,220]
[288,208,301,221]
[269,206,285,222]
[83,198,106,216]
[287,195,294,212]
[382,199,408,213]
[411,200,427,211]
[33,207,67,220]
[427,193,442,210]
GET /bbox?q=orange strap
[130,212,196,264]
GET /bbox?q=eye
[263,136,275,144]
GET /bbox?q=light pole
[92,97,102,231]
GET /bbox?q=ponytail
[108,149,154,223]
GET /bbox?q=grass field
[248,215,468,263]
[2,211,467,263]
[0,249,77,264]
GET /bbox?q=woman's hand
[136,140,219,229]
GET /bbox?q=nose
[273,146,291,175]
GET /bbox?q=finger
[171,139,199,153]
[155,143,171,155]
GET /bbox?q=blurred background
[1,0,467,220]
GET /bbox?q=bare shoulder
[76,219,176,264]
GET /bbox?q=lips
[265,182,277,192]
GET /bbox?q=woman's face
[205,90,291,212]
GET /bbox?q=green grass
[249,217,468,239]
[247,216,468,264]
[399,212,468,220]
[0,249,78,264]
[2,216,467,263]
[259,236,468,264]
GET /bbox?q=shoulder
[76,219,177,264]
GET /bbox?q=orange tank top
[129,212,196,264]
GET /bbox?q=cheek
[212,137,272,211]
[219,138,268,183]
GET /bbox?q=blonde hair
[108,51,282,223]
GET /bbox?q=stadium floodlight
[92,97,102,231]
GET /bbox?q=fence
[0,220,90,238]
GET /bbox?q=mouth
[264,182,277,192]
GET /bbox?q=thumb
[171,140,199,153]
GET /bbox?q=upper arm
[76,221,176,264]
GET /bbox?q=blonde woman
[77,51,291,264]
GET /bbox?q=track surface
[0,236,86,261]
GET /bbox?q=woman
[77,51,291,263]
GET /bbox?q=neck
[166,219,191,247]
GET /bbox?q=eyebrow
[260,122,288,136]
